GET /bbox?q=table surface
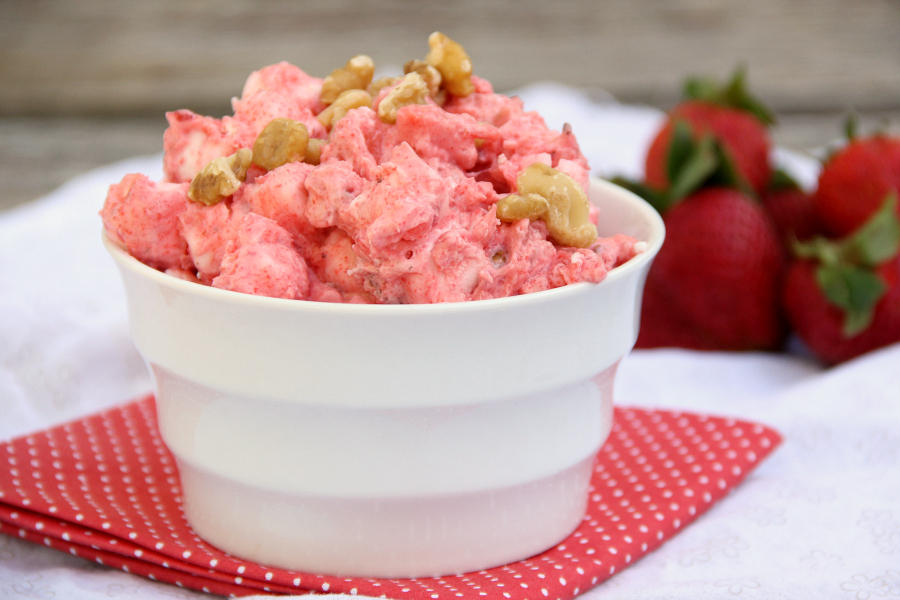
[2,0,899,213]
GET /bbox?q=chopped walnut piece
[187,148,252,206]
[425,31,474,97]
[320,55,375,105]
[305,138,324,165]
[368,75,402,97]
[404,59,444,103]
[252,118,310,171]
[496,163,598,248]
[490,249,508,268]
[377,72,429,124]
[317,89,373,129]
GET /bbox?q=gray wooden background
[2,0,899,212]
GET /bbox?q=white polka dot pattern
[0,396,781,598]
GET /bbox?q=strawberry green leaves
[683,66,776,127]
[846,192,900,264]
[666,120,718,203]
[769,167,802,192]
[794,193,900,336]
[665,120,750,204]
[815,265,886,336]
[613,119,749,213]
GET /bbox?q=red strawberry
[613,69,785,351]
[761,169,822,245]
[644,69,774,196]
[635,187,787,351]
[814,133,900,237]
[784,195,900,365]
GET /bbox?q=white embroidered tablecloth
[1,85,897,599]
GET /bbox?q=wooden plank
[0,117,167,212]
[1,0,898,117]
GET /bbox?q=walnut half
[425,32,474,97]
[320,55,375,105]
[496,163,598,248]
[317,89,373,129]
[377,72,429,124]
[252,118,310,171]
[404,59,444,104]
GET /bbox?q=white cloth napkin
[1,84,898,599]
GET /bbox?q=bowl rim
[104,177,664,315]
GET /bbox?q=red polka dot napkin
[0,396,780,598]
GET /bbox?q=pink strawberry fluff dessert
[101,33,641,304]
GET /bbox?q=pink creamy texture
[101,63,640,303]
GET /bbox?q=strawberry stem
[844,111,859,141]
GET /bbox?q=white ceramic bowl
[104,178,664,578]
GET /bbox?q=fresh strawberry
[761,169,822,245]
[784,194,900,365]
[634,187,787,351]
[814,131,900,237]
[612,78,785,352]
[613,68,785,351]
[644,68,775,196]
